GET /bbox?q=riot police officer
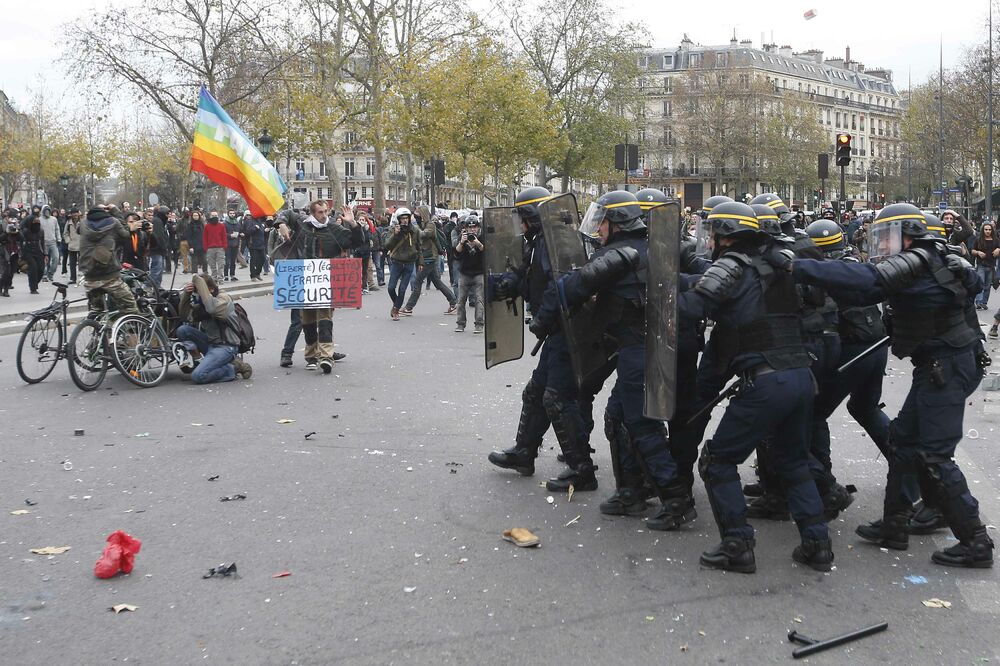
[691,195,733,255]
[750,193,801,238]
[487,187,597,492]
[681,201,833,573]
[793,203,993,568]
[531,191,695,531]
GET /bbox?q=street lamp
[59,174,69,208]
[257,129,273,159]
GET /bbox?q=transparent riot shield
[692,214,712,257]
[644,203,680,421]
[483,207,525,369]
[538,193,607,388]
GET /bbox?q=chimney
[730,29,738,46]
[740,39,752,46]
[779,45,793,58]
[680,33,692,51]
[845,46,851,64]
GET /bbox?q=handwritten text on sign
[273,259,363,309]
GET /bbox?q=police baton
[685,378,742,426]
[836,336,890,374]
[530,336,545,356]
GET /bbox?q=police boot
[932,526,994,569]
[821,482,855,521]
[546,461,598,492]
[855,512,909,550]
[746,493,790,521]
[646,481,697,531]
[742,482,764,498]
[487,446,536,476]
[699,537,756,574]
[792,539,835,572]
[908,501,947,535]
[599,467,648,516]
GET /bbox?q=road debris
[502,528,540,548]
[272,571,291,578]
[30,546,71,555]
[109,604,138,614]
[203,563,238,578]
[922,598,952,609]
[219,494,247,502]
[94,530,142,579]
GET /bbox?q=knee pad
[522,379,543,405]
[541,387,565,420]
[698,446,739,483]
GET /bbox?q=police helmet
[699,195,733,218]
[875,203,927,237]
[707,201,761,238]
[635,188,669,211]
[749,193,791,218]
[750,203,783,237]
[580,190,645,237]
[513,187,552,223]
[923,213,946,239]
[805,219,846,252]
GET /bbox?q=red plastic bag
[94,530,142,579]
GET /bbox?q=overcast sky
[0,0,989,111]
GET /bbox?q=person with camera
[176,274,253,384]
[121,212,148,269]
[452,215,484,333]
[64,209,82,285]
[383,208,420,321]
[400,213,456,316]
[19,214,46,294]
[79,205,139,314]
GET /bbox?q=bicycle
[16,281,87,384]
[66,306,122,392]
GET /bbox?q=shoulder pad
[694,255,746,301]
[874,250,926,292]
[610,245,640,269]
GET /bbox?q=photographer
[121,212,148,269]
[451,214,485,333]
[176,274,252,384]
[148,206,170,288]
[0,209,21,297]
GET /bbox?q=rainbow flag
[190,86,287,216]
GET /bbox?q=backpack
[227,302,256,354]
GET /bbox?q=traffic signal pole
[840,165,846,219]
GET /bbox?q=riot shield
[693,213,711,257]
[539,193,607,388]
[644,203,680,421]
[483,207,525,369]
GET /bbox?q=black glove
[492,276,515,301]
[528,315,552,340]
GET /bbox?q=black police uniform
[794,243,994,567]
[532,228,694,530]
[681,236,832,572]
[488,214,593,485]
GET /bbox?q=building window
[663,100,672,117]
[344,158,355,177]
[663,54,673,68]
[637,128,645,143]
[835,112,841,128]
[366,158,375,176]
[326,187,334,199]
[851,114,857,130]
[825,109,831,125]
[295,158,305,175]
[664,76,672,93]
[345,131,358,145]
[638,55,650,68]
[739,73,750,88]
[361,186,369,199]
[690,53,702,67]
[716,52,727,67]
[319,161,326,177]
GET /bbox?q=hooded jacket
[148,208,170,257]
[19,216,46,256]
[298,215,363,260]
[383,223,419,263]
[39,206,62,245]
[79,207,129,280]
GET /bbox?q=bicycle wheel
[68,319,108,391]
[111,314,170,388]
[16,314,64,384]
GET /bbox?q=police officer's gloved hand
[491,276,514,301]
[528,314,554,340]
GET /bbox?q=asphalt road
[1,289,998,665]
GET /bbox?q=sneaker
[368,285,380,291]
[223,276,230,282]
[991,325,999,339]
[279,354,293,368]
[362,288,370,295]
[473,326,484,334]
[391,307,400,321]
[445,305,457,315]
[231,357,253,379]
[230,276,239,282]
[333,352,347,361]
[305,360,318,371]
[398,308,413,316]
[454,325,465,332]
[319,359,333,374]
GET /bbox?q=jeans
[176,323,236,384]
[148,254,164,289]
[976,265,995,306]
[455,272,484,329]
[404,261,455,310]
[374,250,385,284]
[224,246,239,277]
[44,242,60,279]
[388,261,416,309]
[302,308,334,361]
[60,242,69,273]
[66,251,78,284]
[282,309,302,357]
[249,249,266,278]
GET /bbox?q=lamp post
[257,129,273,159]
[59,174,69,208]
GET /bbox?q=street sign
[948,188,962,193]
[931,190,944,195]
[938,201,948,209]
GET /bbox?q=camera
[466,233,477,242]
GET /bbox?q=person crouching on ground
[176,274,252,383]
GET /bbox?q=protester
[401,213,456,315]
[19,215,46,294]
[243,215,269,281]
[176,274,252,383]
[78,205,138,314]
[452,215,485,333]
[203,211,227,282]
[383,208,419,321]
[971,221,999,310]
[148,207,170,288]
[224,212,242,282]
[39,205,62,282]
[187,209,207,273]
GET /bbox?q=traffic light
[879,192,885,202]
[835,133,852,166]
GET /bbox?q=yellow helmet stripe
[709,213,759,228]
[813,233,844,246]
[604,200,640,209]
[766,199,785,208]
[755,214,780,221]
[638,202,660,210]
[873,213,924,225]
[926,225,945,233]
[517,195,553,206]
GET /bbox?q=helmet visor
[692,214,712,257]
[869,219,901,263]
[578,202,605,239]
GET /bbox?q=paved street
[1,290,999,665]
